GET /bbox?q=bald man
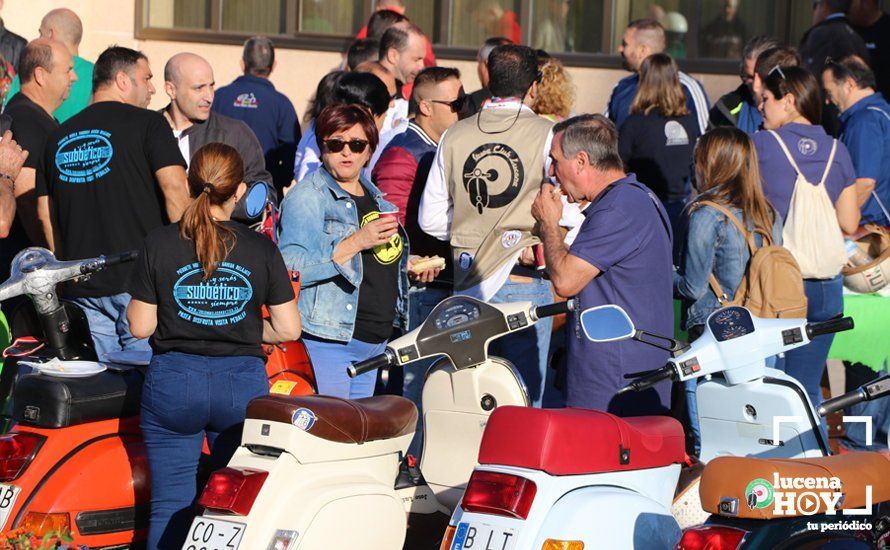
[4,39,75,262]
[161,52,273,197]
[604,18,710,134]
[5,8,95,122]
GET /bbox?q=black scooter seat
[12,367,144,428]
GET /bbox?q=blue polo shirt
[212,74,300,156]
[565,175,673,415]
[839,93,890,225]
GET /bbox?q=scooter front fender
[531,486,682,550]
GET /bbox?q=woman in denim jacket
[278,104,437,399]
[674,127,782,454]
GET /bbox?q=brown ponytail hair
[180,143,244,279]
[693,127,775,236]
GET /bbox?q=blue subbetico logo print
[55,129,114,183]
[173,261,254,326]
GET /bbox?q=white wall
[3,0,738,120]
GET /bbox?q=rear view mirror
[580,305,635,342]
[245,181,269,219]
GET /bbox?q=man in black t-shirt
[37,46,190,357]
[3,39,76,281]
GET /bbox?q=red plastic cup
[534,243,546,271]
[379,208,399,224]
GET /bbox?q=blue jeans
[403,284,450,455]
[303,334,385,399]
[488,277,553,407]
[774,276,844,412]
[842,366,890,451]
[72,293,150,358]
[140,352,268,550]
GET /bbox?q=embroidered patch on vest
[462,143,525,215]
[501,230,522,249]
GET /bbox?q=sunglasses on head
[430,94,467,113]
[768,64,787,80]
[324,138,369,154]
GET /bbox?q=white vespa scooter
[442,305,856,550]
[181,295,576,550]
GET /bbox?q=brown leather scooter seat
[699,452,890,520]
[246,394,417,445]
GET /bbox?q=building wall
[5,0,738,122]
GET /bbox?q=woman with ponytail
[126,143,300,550]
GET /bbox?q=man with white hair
[161,52,272,192]
[5,8,94,122]
[604,19,710,134]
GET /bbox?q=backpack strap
[696,200,759,304]
[818,139,838,187]
[767,130,804,176]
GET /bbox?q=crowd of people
[0,0,887,548]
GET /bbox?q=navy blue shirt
[565,175,673,415]
[839,93,890,225]
[213,75,300,192]
[605,72,711,134]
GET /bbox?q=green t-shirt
[5,55,93,123]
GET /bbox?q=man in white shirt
[419,45,554,406]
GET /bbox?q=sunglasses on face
[430,94,467,113]
[324,138,369,154]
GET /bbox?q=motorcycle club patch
[462,143,525,215]
[501,230,522,249]
[459,252,474,271]
[292,407,317,431]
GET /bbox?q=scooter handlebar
[101,250,139,268]
[806,317,854,340]
[533,299,575,320]
[818,389,867,416]
[617,364,675,394]
[347,350,394,379]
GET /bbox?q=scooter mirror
[580,305,635,342]
[244,181,269,219]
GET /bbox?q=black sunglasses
[430,95,467,113]
[324,138,369,154]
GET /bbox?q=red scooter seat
[478,406,685,475]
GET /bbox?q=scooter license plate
[183,517,246,550]
[0,484,20,530]
[451,521,517,550]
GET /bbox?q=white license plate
[0,484,20,531]
[451,521,517,550]
[182,517,246,550]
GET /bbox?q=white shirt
[369,99,410,172]
[419,100,554,301]
[173,129,190,168]
[294,120,321,182]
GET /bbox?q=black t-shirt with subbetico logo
[350,188,403,344]
[128,222,295,358]
[36,101,186,298]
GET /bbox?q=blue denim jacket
[674,203,783,328]
[278,167,409,342]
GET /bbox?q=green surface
[828,294,890,371]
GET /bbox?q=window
[136,0,828,73]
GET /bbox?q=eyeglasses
[769,64,786,80]
[324,138,369,154]
[429,95,467,113]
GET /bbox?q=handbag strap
[819,139,838,187]
[767,130,804,175]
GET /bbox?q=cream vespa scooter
[182,295,577,550]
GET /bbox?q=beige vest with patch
[442,107,554,290]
